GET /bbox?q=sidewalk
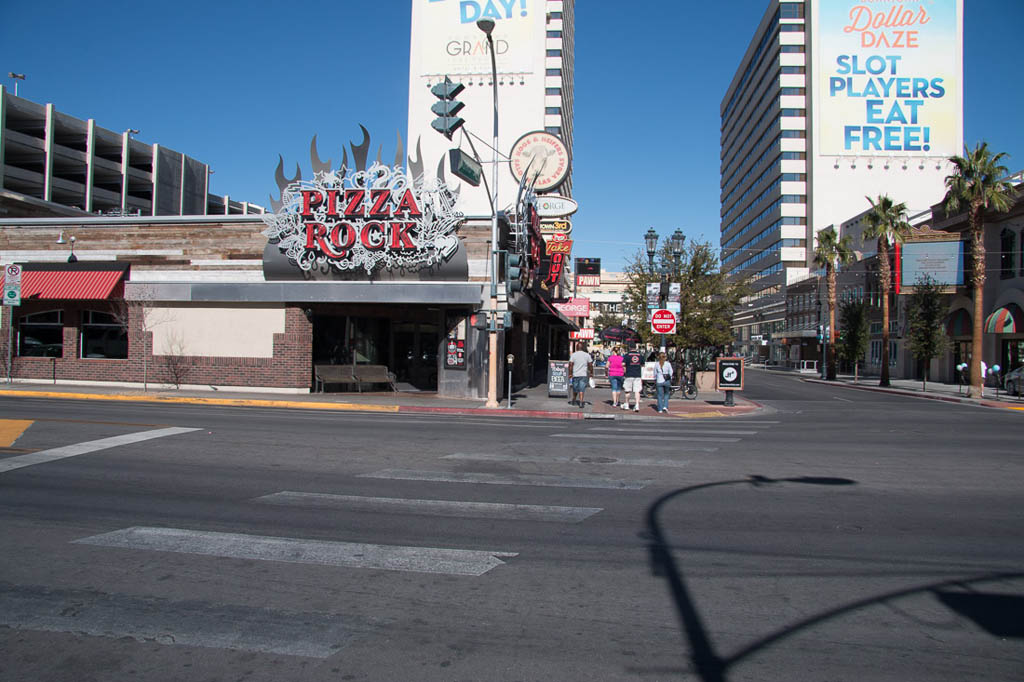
[0,379,762,421]
[800,373,1024,411]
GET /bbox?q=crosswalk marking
[359,469,650,490]
[255,491,602,522]
[0,427,200,474]
[74,526,517,577]
[550,433,740,443]
[0,583,355,658]
[442,452,698,466]
[584,427,758,436]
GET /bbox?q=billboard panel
[814,0,962,157]
[413,0,543,77]
[901,240,964,287]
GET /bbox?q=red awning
[2,268,127,300]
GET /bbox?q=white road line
[359,469,650,490]
[550,433,740,443]
[74,526,517,577]
[833,396,854,402]
[0,583,355,658]
[0,427,200,474]
[442,452,698,466]
[586,427,758,436]
[255,491,602,522]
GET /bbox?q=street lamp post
[8,73,25,96]
[645,229,685,353]
[476,18,501,408]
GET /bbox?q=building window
[545,107,561,115]
[81,310,128,359]
[1000,228,1016,279]
[18,310,63,357]
[545,126,562,136]
[780,45,805,53]
[780,87,806,96]
[548,11,562,19]
[781,152,807,160]
[781,130,806,138]
[546,49,562,57]
[545,87,561,96]
[545,68,562,77]
[781,66,806,74]
[780,3,805,18]
[780,109,806,117]
[870,340,882,365]
[547,30,562,38]
[779,23,805,32]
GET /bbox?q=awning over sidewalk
[2,262,130,300]
[537,296,579,330]
[984,303,1021,334]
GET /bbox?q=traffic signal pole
[482,24,500,408]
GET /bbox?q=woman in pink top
[607,346,625,407]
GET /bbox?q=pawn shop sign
[650,309,676,334]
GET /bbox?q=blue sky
[3,1,1021,272]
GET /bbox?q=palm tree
[814,227,855,380]
[863,195,913,387]
[943,143,1016,399]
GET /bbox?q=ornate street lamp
[645,228,659,269]
[671,229,685,264]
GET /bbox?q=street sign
[448,149,482,187]
[3,264,22,306]
[716,357,744,391]
[650,309,676,335]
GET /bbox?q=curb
[399,405,582,420]
[802,379,1024,410]
[1,388,770,420]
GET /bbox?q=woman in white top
[654,352,673,414]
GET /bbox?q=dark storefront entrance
[311,307,453,392]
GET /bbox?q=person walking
[621,343,644,412]
[569,342,593,409]
[607,346,625,407]
[654,351,674,414]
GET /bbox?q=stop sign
[651,309,676,334]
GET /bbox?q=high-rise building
[0,88,264,219]
[720,0,962,359]
[406,0,574,217]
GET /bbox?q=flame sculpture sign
[262,163,465,275]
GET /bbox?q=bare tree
[112,284,168,391]
[161,330,192,389]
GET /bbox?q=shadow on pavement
[639,474,1024,681]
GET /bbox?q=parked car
[1003,366,1023,396]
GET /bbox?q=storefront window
[18,310,63,357]
[1000,229,1016,279]
[81,310,128,359]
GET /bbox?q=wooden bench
[314,364,397,393]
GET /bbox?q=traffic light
[506,253,525,294]
[471,311,489,330]
[430,77,465,139]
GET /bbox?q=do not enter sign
[651,309,676,334]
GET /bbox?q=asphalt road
[1,371,1022,681]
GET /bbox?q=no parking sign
[3,264,21,306]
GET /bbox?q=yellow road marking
[0,391,399,413]
[0,419,34,447]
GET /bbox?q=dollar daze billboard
[814,0,962,157]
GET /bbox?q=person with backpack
[621,344,645,413]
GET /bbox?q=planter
[696,371,716,392]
